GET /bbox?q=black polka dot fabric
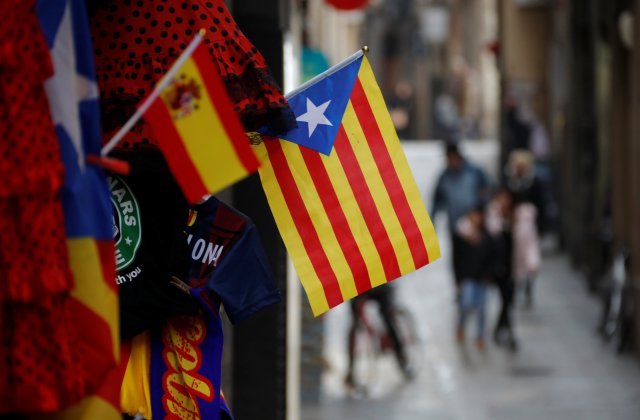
[90,0,296,149]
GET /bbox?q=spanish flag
[258,52,440,315]
[143,31,260,204]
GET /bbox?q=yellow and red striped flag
[102,30,260,204]
[257,52,440,315]
[38,0,120,417]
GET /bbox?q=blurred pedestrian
[503,99,531,154]
[432,142,490,296]
[344,284,413,391]
[505,150,543,306]
[388,81,414,139]
[512,196,541,307]
[455,206,495,351]
[505,149,546,232]
[486,188,518,350]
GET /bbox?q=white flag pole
[284,46,367,100]
[100,29,206,156]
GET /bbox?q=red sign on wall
[325,0,369,11]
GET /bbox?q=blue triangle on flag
[261,55,363,155]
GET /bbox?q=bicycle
[598,247,634,353]
[344,290,422,396]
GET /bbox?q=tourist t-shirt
[120,195,280,419]
[184,195,281,323]
[110,150,281,338]
[109,149,197,339]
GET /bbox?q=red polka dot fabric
[0,195,74,302]
[0,1,86,414]
[0,4,64,199]
[0,0,74,304]
[0,296,86,413]
[90,0,296,150]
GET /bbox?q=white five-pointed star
[125,237,133,246]
[296,98,332,137]
[43,2,99,170]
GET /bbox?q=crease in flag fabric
[258,53,440,315]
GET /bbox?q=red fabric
[0,0,72,303]
[0,196,73,302]
[0,1,88,414]
[90,0,296,150]
[325,0,370,10]
[0,297,86,413]
[0,0,73,301]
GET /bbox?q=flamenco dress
[0,0,90,413]
[90,0,296,150]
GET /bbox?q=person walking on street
[505,149,547,233]
[344,284,413,390]
[455,206,495,351]
[432,142,490,296]
[512,197,541,307]
[505,150,542,306]
[486,188,518,350]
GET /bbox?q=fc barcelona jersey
[121,195,280,419]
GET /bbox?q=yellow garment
[121,331,152,419]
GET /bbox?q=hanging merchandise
[89,0,296,150]
[0,1,70,303]
[120,197,280,419]
[109,149,199,340]
[0,0,81,414]
[101,32,261,204]
[257,50,441,316]
[109,154,280,336]
[181,196,281,323]
[35,0,121,417]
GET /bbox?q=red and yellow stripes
[146,43,260,204]
[258,57,439,316]
[67,238,120,419]
[36,238,121,420]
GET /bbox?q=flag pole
[285,47,366,100]
[101,29,207,156]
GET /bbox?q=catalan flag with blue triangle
[259,55,360,155]
[38,0,120,418]
[258,51,440,315]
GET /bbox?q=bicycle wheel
[349,324,379,394]
[393,305,423,375]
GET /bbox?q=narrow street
[302,141,640,420]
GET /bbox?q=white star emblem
[43,2,99,171]
[296,98,332,137]
[125,236,133,246]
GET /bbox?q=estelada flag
[257,51,440,315]
[143,32,260,204]
[38,0,120,417]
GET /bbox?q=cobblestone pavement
[301,141,640,420]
